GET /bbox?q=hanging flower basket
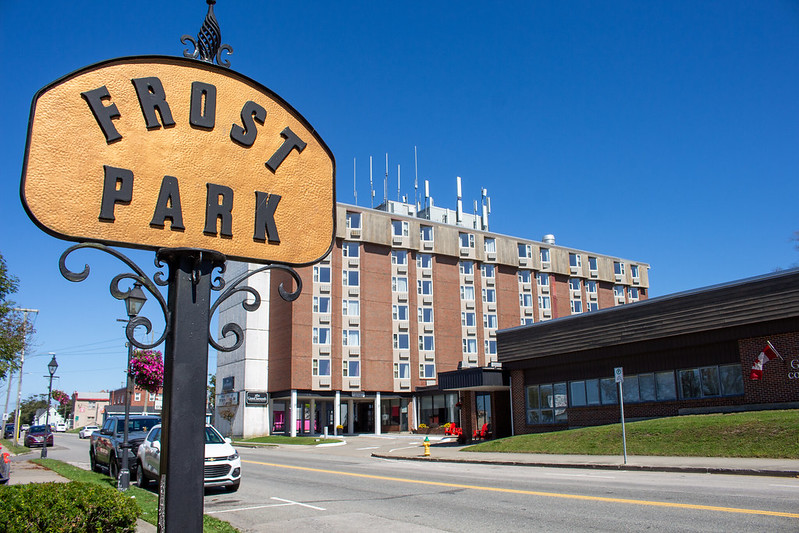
[129,349,164,394]
[52,390,70,407]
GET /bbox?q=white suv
[79,425,99,439]
[136,424,241,491]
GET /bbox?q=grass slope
[467,410,799,458]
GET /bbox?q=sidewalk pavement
[5,456,156,532]
[372,439,799,478]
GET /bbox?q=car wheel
[110,455,119,480]
[90,451,99,472]
[225,481,240,492]
[136,462,149,488]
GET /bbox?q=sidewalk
[5,456,156,532]
[372,440,799,478]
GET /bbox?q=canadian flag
[749,341,783,380]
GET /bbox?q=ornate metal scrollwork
[181,0,233,68]
[59,243,171,350]
[209,264,302,352]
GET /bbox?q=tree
[207,374,216,411]
[19,395,47,426]
[0,252,32,381]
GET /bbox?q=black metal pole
[157,249,222,533]
[119,340,133,490]
[42,375,53,458]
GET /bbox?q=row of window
[525,364,745,425]
[311,358,437,380]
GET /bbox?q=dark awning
[438,366,509,391]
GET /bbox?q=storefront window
[526,383,567,424]
[419,393,458,427]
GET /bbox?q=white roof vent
[542,234,556,245]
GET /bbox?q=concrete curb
[371,453,799,478]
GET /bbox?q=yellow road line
[243,459,799,519]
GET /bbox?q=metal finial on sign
[181,0,233,68]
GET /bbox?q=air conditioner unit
[319,378,331,387]
[393,236,403,245]
[486,252,497,261]
[540,285,550,294]
[396,265,407,275]
[319,284,331,294]
[423,241,434,250]
[542,309,552,317]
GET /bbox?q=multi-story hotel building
[215,192,649,438]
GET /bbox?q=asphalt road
[45,433,799,532]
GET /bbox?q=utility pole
[13,308,38,445]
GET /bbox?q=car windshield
[204,426,226,444]
[116,419,160,433]
[29,425,48,433]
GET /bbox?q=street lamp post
[42,353,58,458]
[118,282,147,491]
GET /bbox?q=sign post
[20,3,335,531]
[615,366,628,465]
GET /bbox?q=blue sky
[1,1,797,404]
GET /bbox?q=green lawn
[31,459,238,532]
[466,409,799,458]
[0,439,28,455]
[237,435,343,446]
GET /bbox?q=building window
[392,276,408,293]
[149,392,156,402]
[343,360,360,378]
[628,287,639,302]
[518,270,531,283]
[587,301,599,312]
[588,256,598,274]
[482,288,496,303]
[585,280,597,297]
[631,264,640,280]
[614,261,625,277]
[313,265,331,283]
[484,313,498,329]
[420,225,433,242]
[418,307,433,323]
[485,339,497,355]
[393,333,409,350]
[313,358,331,377]
[520,293,533,307]
[538,295,551,310]
[482,264,495,279]
[417,253,432,269]
[521,317,535,326]
[342,241,359,258]
[393,304,409,321]
[459,232,475,249]
[569,253,581,269]
[342,330,360,347]
[346,211,361,230]
[459,261,474,275]
[536,272,549,288]
[569,278,581,292]
[419,335,435,351]
[313,327,330,345]
[540,248,551,265]
[525,383,567,424]
[518,243,532,259]
[394,362,410,379]
[419,363,436,379]
[460,285,475,301]
[613,285,625,299]
[462,337,478,354]
[313,296,330,314]
[678,364,744,399]
[343,270,360,287]
[418,280,433,296]
[342,299,359,316]
[570,299,583,314]
[134,392,141,402]
[461,312,477,327]
[392,220,409,237]
[392,250,408,265]
[484,238,496,254]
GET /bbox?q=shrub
[0,481,139,532]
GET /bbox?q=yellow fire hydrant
[423,436,430,457]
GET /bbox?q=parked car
[24,425,54,448]
[136,424,241,491]
[3,423,14,439]
[89,415,160,480]
[79,425,99,439]
[55,422,68,432]
[0,444,10,484]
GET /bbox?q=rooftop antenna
[384,153,389,204]
[425,179,431,208]
[473,200,479,229]
[414,146,419,210]
[481,188,490,231]
[369,156,374,208]
[456,176,463,226]
[397,164,401,202]
[353,157,357,205]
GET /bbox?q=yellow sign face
[21,56,335,265]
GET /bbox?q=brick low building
[498,269,799,435]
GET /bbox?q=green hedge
[0,481,139,532]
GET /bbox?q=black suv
[3,424,14,439]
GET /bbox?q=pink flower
[129,350,164,393]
